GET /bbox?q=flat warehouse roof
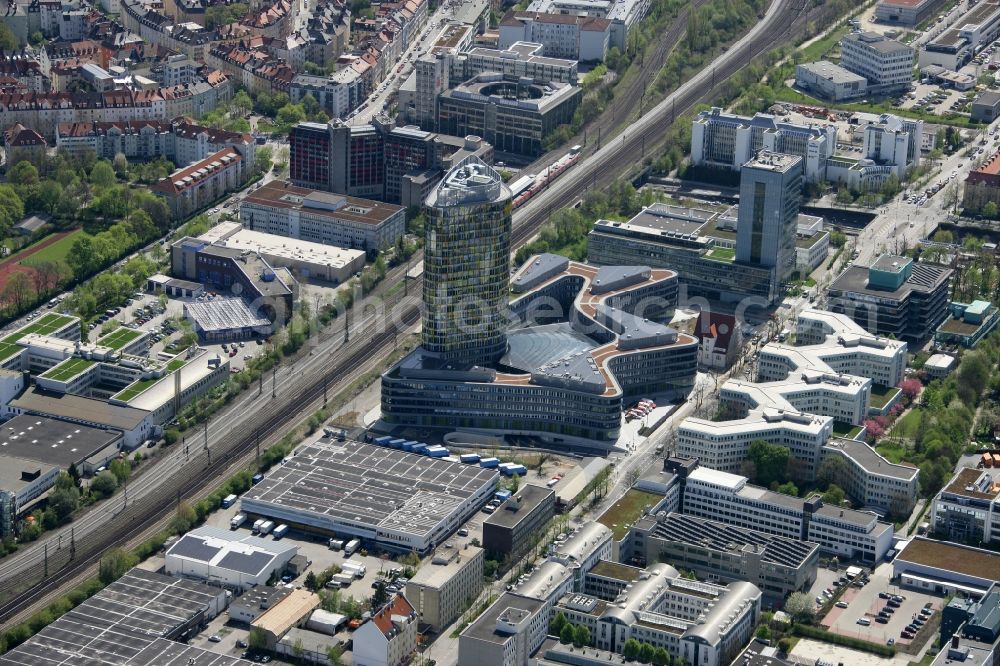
[1,569,223,665]
[897,537,1000,582]
[242,440,498,539]
[127,638,255,665]
[0,413,122,467]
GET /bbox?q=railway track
[0,0,819,631]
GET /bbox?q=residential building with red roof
[2,123,47,168]
[694,311,743,371]
[151,146,248,218]
[352,594,418,666]
[964,148,1000,214]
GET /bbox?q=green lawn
[833,421,863,439]
[799,25,850,62]
[870,385,901,409]
[598,489,662,540]
[893,409,923,440]
[20,229,88,267]
[113,377,160,402]
[166,357,187,372]
[705,247,736,262]
[41,357,96,382]
[97,327,142,350]
[875,442,908,464]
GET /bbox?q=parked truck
[252,519,264,534]
[344,539,360,556]
[341,562,366,578]
[258,520,275,536]
[222,494,238,509]
[330,573,354,587]
[230,513,247,530]
[328,538,344,551]
[273,524,289,539]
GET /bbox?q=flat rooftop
[11,387,151,432]
[0,313,77,363]
[2,569,226,665]
[460,592,543,645]
[830,262,951,297]
[484,484,554,529]
[823,437,918,480]
[941,467,999,500]
[96,327,144,350]
[242,180,404,227]
[745,151,801,172]
[199,221,366,269]
[242,439,499,539]
[168,525,298,577]
[184,298,271,334]
[897,537,1000,583]
[0,414,122,468]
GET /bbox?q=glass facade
[422,157,512,365]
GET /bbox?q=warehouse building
[483,485,556,561]
[876,0,950,25]
[894,537,1000,597]
[627,512,819,604]
[1,568,234,664]
[183,299,275,343]
[795,60,868,101]
[240,439,499,553]
[406,543,485,631]
[165,526,300,591]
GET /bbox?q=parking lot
[822,562,943,651]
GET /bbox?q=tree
[821,484,846,506]
[33,180,63,215]
[256,146,273,175]
[957,351,991,405]
[2,272,36,314]
[623,639,642,661]
[0,23,17,51]
[305,571,319,591]
[550,611,568,635]
[90,471,118,499]
[0,184,24,237]
[899,378,922,400]
[559,623,575,644]
[171,501,197,533]
[109,458,131,485]
[572,624,590,648]
[638,642,656,663]
[756,625,771,640]
[775,481,798,497]
[8,160,39,186]
[67,235,99,277]
[113,152,129,176]
[248,627,268,651]
[327,645,344,666]
[747,439,789,486]
[777,638,792,654]
[651,646,670,666]
[48,485,80,520]
[983,201,999,219]
[817,455,847,489]
[89,160,117,190]
[98,547,137,584]
[784,591,816,623]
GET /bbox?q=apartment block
[525,0,651,49]
[498,12,612,61]
[151,148,250,220]
[405,544,484,631]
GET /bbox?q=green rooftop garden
[597,489,662,540]
[0,314,77,362]
[869,385,901,409]
[97,327,142,350]
[832,421,864,439]
[705,247,736,262]
[166,357,187,372]
[113,376,160,402]
[41,357,96,382]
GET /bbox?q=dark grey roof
[483,485,555,529]
[169,535,222,563]
[0,414,122,467]
[594,305,677,348]
[533,350,606,393]
[501,323,597,373]
[460,593,543,644]
[217,550,274,576]
[830,262,951,298]
[127,638,255,665]
[10,388,150,432]
[511,253,569,292]
[592,265,650,294]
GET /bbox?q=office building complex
[936,300,1000,348]
[736,152,802,281]
[458,593,549,666]
[438,74,581,157]
[483,485,556,561]
[840,32,915,94]
[422,157,512,365]
[588,198,825,305]
[919,1,1000,69]
[931,467,1000,545]
[381,250,698,446]
[827,255,952,341]
[498,12,612,61]
[524,0,651,49]
[820,438,920,517]
[691,107,918,191]
[405,544,485,631]
[289,117,494,205]
[239,180,405,253]
[553,563,761,666]
[628,512,819,604]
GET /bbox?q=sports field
[98,327,142,350]
[41,357,96,382]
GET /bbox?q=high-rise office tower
[422,156,512,366]
[289,122,332,191]
[736,151,803,280]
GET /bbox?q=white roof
[687,466,746,491]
